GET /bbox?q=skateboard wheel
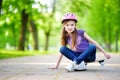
[100,62,104,66]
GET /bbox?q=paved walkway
[0,53,120,80]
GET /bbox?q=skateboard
[85,59,105,66]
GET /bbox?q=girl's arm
[84,32,111,59]
[48,53,63,69]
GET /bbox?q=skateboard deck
[85,59,105,66]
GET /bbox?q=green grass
[0,50,58,59]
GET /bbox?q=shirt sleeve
[78,30,85,36]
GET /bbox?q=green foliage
[86,0,120,51]
[0,0,120,52]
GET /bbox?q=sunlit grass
[0,49,58,59]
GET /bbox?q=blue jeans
[59,44,96,64]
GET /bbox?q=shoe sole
[74,69,87,71]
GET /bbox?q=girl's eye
[66,24,69,26]
[71,24,74,26]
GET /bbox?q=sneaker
[74,61,87,71]
[65,62,75,72]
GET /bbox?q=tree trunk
[12,26,17,49]
[29,19,39,50]
[115,29,119,52]
[18,9,28,50]
[45,32,49,50]
[108,23,112,51]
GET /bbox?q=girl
[49,12,111,72]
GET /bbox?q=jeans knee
[90,44,96,50]
[59,46,67,53]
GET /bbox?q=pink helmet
[61,12,77,23]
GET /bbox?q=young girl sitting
[49,12,111,72]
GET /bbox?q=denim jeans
[59,44,96,64]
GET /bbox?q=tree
[86,0,120,52]
[18,9,28,50]
[29,19,39,50]
[37,0,57,51]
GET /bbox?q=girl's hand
[104,54,111,59]
[48,66,58,70]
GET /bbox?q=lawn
[0,50,57,59]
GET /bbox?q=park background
[0,0,120,59]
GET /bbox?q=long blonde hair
[61,20,77,49]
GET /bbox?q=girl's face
[64,20,76,34]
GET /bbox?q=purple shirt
[67,30,89,52]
